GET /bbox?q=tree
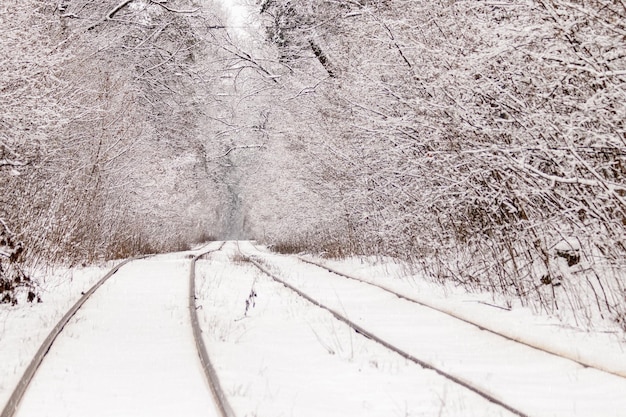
[252,0,626,327]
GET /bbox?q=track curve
[2,243,231,417]
[245,256,530,417]
[0,257,140,417]
[296,256,626,380]
[239,242,626,417]
[189,242,235,417]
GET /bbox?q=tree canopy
[1,0,625,327]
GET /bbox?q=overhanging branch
[149,0,200,14]
[87,0,135,30]
[87,0,199,31]
[0,159,26,168]
[212,144,265,159]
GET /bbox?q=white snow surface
[196,247,512,417]
[237,242,626,417]
[1,241,626,417]
[296,250,626,377]
[0,264,112,408]
[1,245,221,417]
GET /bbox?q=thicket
[254,0,626,330]
[2,0,625,330]
[0,1,228,303]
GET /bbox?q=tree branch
[0,159,26,168]
[149,0,200,14]
[107,0,135,20]
[309,40,336,78]
[211,144,265,159]
[87,0,135,30]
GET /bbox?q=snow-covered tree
[251,0,626,326]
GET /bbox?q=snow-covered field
[2,241,626,417]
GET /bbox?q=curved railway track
[204,241,519,417]
[296,256,626,380]
[189,243,235,417]
[5,241,625,417]
[239,241,626,417]
[0,257,140,417]
[242,255,530,417]
[1,243,230,417]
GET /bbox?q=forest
[1,0,625,330]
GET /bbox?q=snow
[195,246,514,417]
[296,251,626,377]
[0,264,113,408]
[1,250,221,417]
[215,0,261,39]
[2,241,626,417]
[13,254,218,417]
[237,242,626,417]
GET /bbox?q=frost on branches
[253,0,626,330]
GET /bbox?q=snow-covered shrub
[255,0,626,330]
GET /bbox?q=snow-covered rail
[0,257,140,417]
[297,256,626,380]
[244,256,531,417]
[1,243,231,417]
[240,242,626,417]
[199,241,522,416]
[189,243,235,417]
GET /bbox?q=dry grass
[230,253,252,264]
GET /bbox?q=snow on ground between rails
[13,252,218,417]
[295,249,626,376]
[195,246,516,417]
[241,242,626,417]
[0,243,221,417]
[0,263,113,408]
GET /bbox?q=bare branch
[87,0,134,30]
[106,0,135,20]
[211,145,265,159]
[0,159,26,168]
[149,0,200,14]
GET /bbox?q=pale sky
[216,0,248,29]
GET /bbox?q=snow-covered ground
[2,241,626,417]
[196,247,513,417]
[0,263,112,409]
[234,242,626,417]
[14,254,217,417]
[296,252,626,378]
[0,245,221,417]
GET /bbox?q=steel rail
[189,242,236,417]
[246,257,531,417]
[0,257,142,417]
[297,256,626,380]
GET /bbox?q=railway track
[296,255,626,379]
[189,243,234,417]
[5,240,625,417]
[238,241,626,417]
[196,242,523,417]
[1,243,230,417]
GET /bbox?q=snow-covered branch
[149,0,200,14]
[0,159,26,168]
[211,144,265,159]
